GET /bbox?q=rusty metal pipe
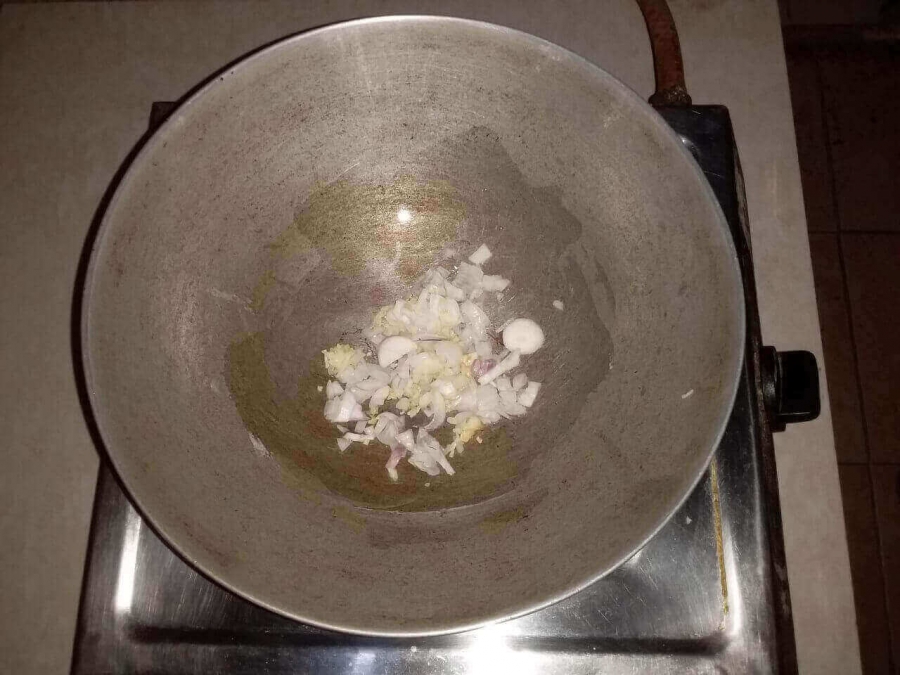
[635,0,692,106]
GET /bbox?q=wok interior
[85,18,743,633]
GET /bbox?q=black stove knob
[760,347,821,432]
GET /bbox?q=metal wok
[81,16,745,636]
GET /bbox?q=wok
[82,16,745,635]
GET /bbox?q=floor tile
[785,48,837,232]
[842,234,900,463]
[839,465,893,675]
[820,49,900,232]
[809,234,867,461]
[871,465,900,674]
[785,0,882,26]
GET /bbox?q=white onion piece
[337,438,352,452]
[417,429,455,475]
[506,402,528,417]
[432,379,456,398]
[350,376,386,402]
[435,341,463,367]
[495,376,512,392]
[424,392,446,431]
[474,340,493,359]
[377,335,417,368]
[385,445,405,482]
[502,318,545,355]
[369,385,390,409]
[512,373,528,391]
[460,300,490,336]
[395,430,415,451]
[482,274,510,292]
[453,262,484,294]
[456,386,477,411]
[478,350,521,385]
[443,282,466,301]
[348,402,368,422]
[468,243,492,265]
[324,390,358,423]
[519,381,542,407]
[343,429,374,442]
[376,416,403,446]
[354,420,367,433]
[325,381,344,398]
[499,389,527,416]
[475,384,500,413]
[480,411,502,424]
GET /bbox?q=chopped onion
[482,274,510,292]
[369,385,390,409]
[474,340,493,359]
[385,445,405,482]
[468,243,492,265]
[453,262,484,295]
[502,318,545,355]
[324,390,358,423]
[478,350,521,385]
[435,341,463,367]
[319,245,547,480]
[460,300,490,337]
[519,381,542,407]
[377,335,417,368]
[395,430,415,451]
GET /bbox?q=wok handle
[760,347,822,432]
[635,0,692,107]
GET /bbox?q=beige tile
[820,50,900,232]
[842,235,900,463]
[809,234,867,461]
[839,466,893,675]
[786,49,837,232]
[871,465,900,673]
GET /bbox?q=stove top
[71,104,802,674]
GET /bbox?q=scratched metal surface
[71,106,792,673]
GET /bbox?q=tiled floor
[785,33,900,675]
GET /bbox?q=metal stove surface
[71,105,796,674]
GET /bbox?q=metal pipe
[635,0,692,106]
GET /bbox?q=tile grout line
[831,230,900,236]
[808,229,900,236]
[838,461,900,467]
[815,51,897,662]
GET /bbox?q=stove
[71,103,818,674]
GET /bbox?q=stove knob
[760,347,821,432]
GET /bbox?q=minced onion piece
[478,350,521,385]
[468,243,492,265]
[518,381,542,407]
[502,318,545,355]
[319,244,545,480]
[512,373,528,391]
[377,335,417,368]
[482,274,510,292]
